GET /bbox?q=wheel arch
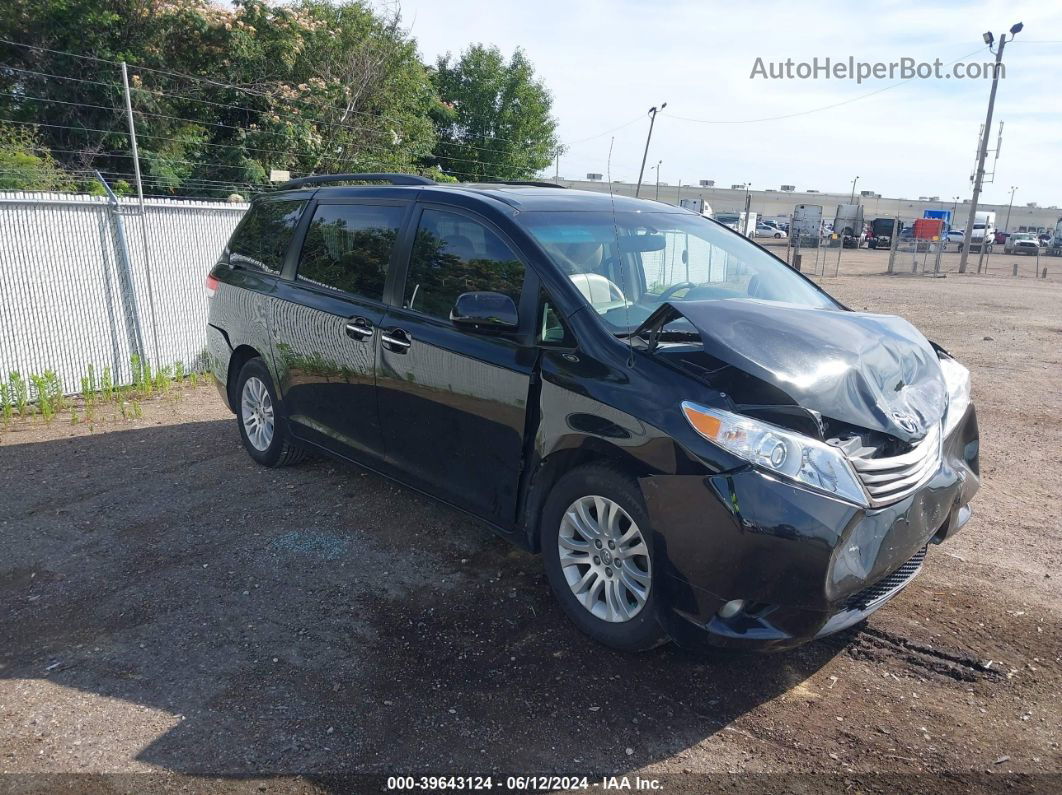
[521,437,659,553]
[226,344,265,413]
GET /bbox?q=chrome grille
[849,423,942,507]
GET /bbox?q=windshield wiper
[615,328,701,341]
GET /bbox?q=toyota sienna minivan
[206,174,979,652]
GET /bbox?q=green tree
[0,124,74,190]
[430,45,559,182]
[0,0,439,196]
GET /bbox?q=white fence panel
[0,192,247,394]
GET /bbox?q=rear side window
[227,199,305,274]
[296,203,403,301]
[403,208,525,320]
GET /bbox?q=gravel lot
[1,251,1060,791]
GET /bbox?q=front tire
[235,357,306,467]
[541,464,667,652]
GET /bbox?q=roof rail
[279,173,435,189]
[474,180,568,189]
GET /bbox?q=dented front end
[630,299,981,651]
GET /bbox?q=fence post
[95,171,146,366]
[887,216,899,273]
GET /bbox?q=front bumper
[641,406,980,652]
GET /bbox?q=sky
[384,0,1062,207]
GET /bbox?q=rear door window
[296,203,404,301]
[402,208,525,320]
[226,199,305,274]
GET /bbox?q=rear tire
[541,464,667,652]
[234,357,307,467]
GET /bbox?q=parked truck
[923,209,952,234]
[792,204,823,247]
[960,211,996,253]
[679,197,713,217]
[1048,217,1062,256]
[832,203,864,248]
[867,217,901,249]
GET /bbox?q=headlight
[939,356,971,436]
[681,402,868,507]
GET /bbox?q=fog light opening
[717,599,746,619]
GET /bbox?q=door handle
[344,317,374,340]
[381,328,412,351]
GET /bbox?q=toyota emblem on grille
[891,411,920,435]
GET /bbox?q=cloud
[392,0,1062,204]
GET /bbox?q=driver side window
[403,208,525,321]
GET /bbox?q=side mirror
[450,291,519,331]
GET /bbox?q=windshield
[521,210,838,334]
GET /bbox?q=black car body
[206,175,980,652]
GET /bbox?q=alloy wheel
[241,376,275,451]
[557,495,652,622]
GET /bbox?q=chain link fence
[0,191,247,394]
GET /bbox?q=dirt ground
[1,251,1060,792]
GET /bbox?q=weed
[101,366,114,401]
[30,373,52,421]
[44,370,64,413]
[9,372,28,416]
[154,365,172,393]
[0,380,10,425]
[173,360,185,382]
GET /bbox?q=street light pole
[1005,185,1018,233]
[635,103,666,198]
[850,175,860,203]
[959,23,1021,273]
[654,160,662,200]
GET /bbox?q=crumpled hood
[639,299,947,442]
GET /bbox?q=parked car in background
[947,229,965,244]
[1003,233,1041,255]
[206,173,980,653]
[755,223,786,238]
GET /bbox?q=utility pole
[635,103,666,198]
[1005,185,1018,233]
[654,160,662,201]
[960,23,1021,273]
[850,175,860,203]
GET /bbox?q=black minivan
[206,174,979,652]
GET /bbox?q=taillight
[205,273,219,298]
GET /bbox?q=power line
[0,63,121,90]
[1,39,630,162]
[0,89,119,114]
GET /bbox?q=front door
[376,206,535,525]
[272,199,407,462]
